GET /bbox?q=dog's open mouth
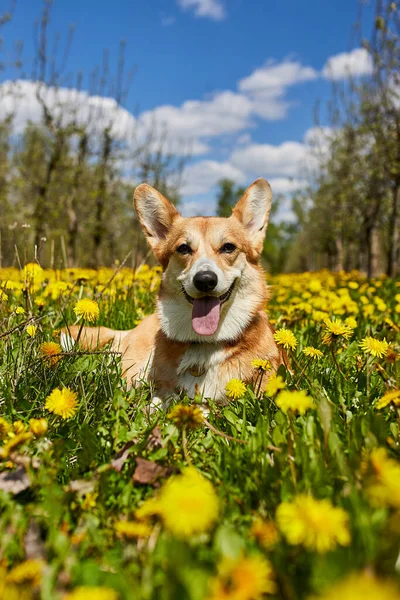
[182,280,236,336]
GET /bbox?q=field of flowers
[0,263,400,600]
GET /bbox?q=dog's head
[134,178,272,343]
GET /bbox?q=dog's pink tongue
[192,296,220,336]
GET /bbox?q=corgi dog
[62,178,285,405]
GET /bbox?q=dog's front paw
[60,331,76,352]
[148,395,172,414]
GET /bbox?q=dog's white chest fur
[177,344,232,400]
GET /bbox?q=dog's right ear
[134,184,180,250]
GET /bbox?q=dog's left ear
[134,183,180,251]
[232,178,272,255]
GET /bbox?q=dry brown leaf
[133,457,167,485]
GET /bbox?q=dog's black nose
[193,270,218,293]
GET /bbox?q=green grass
[0,267,400,599]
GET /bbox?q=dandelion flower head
[40,342,62,366]
[157,467,219,538]
[45,387,78,419]
[275,390,314,415]
[225,379,247,399]
[359,337,389,359]
[207,555,276,599]
[302,346,323,359]
[276,494,350,553]
[168,404,204,429]
[74,298,100,322]
[312,572,400,600]
[273,328,297,351]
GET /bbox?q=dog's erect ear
[232,178,272,255]
[134,184,180,249]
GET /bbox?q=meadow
[0,263,400,600]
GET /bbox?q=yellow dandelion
[15,306,25,315]
[114,520,152,539]
[273,328,297,351]
[276,494,350,553]
[157,467,219,538]
[0,417,11,439]
[65,587,119,600]
[225,379,247,399]
[0,432,32,459]
[40,341,62,366]
[81,492,98,511]
[168,404,204,429]
[359,337,389,359]
[309,279,322,292]
[45,387,78,419]
[5,559,45,587]
[312,572,400,600]
[367,447,400,509]
[135,497,161,521]
[275,390,314,415]
[0,290,8,302]
[35,296,45,308]
[26,325,37,337]
[13,420,26,434]
[251,358,272,371]
[23,262,43,280]
[302,347,323,359]
[207,555,276,599]
[375,389,400,409]
[322,318,354,345]
[250,519,280,548]
[74,298,100,322]
[264,374,286,397]
[29,418,48,437]
[348,281,359,289]
[345,316,358,329]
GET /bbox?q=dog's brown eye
[176,243,192,255]
[220,243,236,254]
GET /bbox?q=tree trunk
[387,183,400,277]
[67,205,78,267]
[33,133,64,261]
[66,133,88,267]
[334,237,344,271]
[93,130,112,268]
[366,225,380,278]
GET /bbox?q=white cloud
[0,55,321,165]
[0,80,138,140]
[180,197,217,216]
[322,48,373,80]
[139,91,252,146]
[268,177,308,194]
[230,140,310,178]
[303,125,334,146]
[180,160,245,195]
[239,60,317,93]
[177,0,225,20]
[239,60,318,120]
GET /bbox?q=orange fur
[62,178,285,404]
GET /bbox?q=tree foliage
[288,0,400,276]
[0,1,184,268]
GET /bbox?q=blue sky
[1,0,375,217]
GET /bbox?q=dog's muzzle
[193,270,218,293]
